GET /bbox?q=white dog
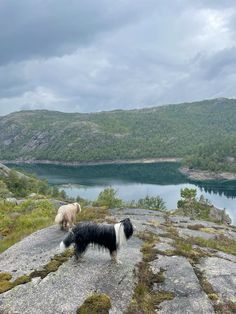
[55,202,81,230]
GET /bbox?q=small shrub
[136,195,166,211]
[93,187,123,208]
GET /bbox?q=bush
[176,188,212,219]
[136,195,166,211]
[0,180,10,198]
[93,187,123,208]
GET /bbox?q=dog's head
[120,218,134,240]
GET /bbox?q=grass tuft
[189,235,236,256]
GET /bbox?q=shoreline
[1,157,182,166]
[180,167,236,181]
[1,159,236,181]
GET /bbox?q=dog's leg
[110,251,122,264]
[60,221,64,230]
[62,219,66,230]
[74,243,87,261]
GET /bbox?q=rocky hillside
[0,98,235,171]
[0,208,236,313]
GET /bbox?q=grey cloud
[193,48,236,80]
[0,0,236,115]
[0,0,158,65]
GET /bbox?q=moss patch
[30,248,74,279]
[127,283,174,314]
[13,275,31,286]
[189,235,236,256]
[0,272,14,294]
[194,268,216,296]
[127,232,174,313]
[137,231,159,262]
[199,227,224,235]
[77,293,111,314]
[214,301,236,313]
[0,272,12,281]
[0,272,31,294]
[194,267,236,313]
[173,237,207,263]
[0,249,74,295]
[0,280,14,293]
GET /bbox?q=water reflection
[7,162,236,223]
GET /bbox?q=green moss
[127,283,154,313]
[0,272,14,294]
[208,293,219,301]
[0,272,12,281]
[0,272,32,294]
[77,293,111,314]
[128,231,174,313]
[127,286,174,314]
[13,275,31,286]
[0,248,73,293]
[138,232,159,263]
[172,237,207,263]
[0,280,14,293]
[199,227,223,235]
[30,249,74,279]
[154,291,174,305]
[193,267,220,307]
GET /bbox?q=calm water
[7,162,236,224]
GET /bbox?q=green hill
[0,98,235,172]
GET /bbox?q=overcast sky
[0,0,236,115]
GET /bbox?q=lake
[7,162,236,224]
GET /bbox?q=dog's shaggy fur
[55,202,81,230]
[60,218,134,263]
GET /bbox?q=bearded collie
[59,218,134,263]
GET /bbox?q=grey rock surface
[198,257,236,302]
[0,237,142,314]
[0,208,236,313]
[155,242,174,252]
[0,225,66,279]
[151,255,214,314]
[177,228,216,240]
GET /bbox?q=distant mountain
[0,98,235,171]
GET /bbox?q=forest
[0,98,235,172]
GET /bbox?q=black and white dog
[59,218,134,263]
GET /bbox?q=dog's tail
[59,230,75,252]
[55,212,63,224]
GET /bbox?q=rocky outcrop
[0,208,236,313]
[180,167,236,181]
[0,162,27,179]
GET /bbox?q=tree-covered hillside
[0,98,235,171]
